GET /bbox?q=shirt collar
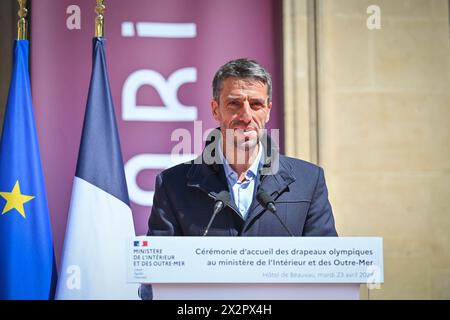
[219,142,263,182]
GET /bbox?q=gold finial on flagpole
[95,0,105,38]
[17,0,28,40]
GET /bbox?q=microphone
[256,190,294,237]
[203,191,231,236]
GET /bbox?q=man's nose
[237,101,252,122]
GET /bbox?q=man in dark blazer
[139,58,337,299]
[147,58,337,237]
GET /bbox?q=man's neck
[222,143,260,180]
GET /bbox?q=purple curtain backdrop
[31,0,283,266]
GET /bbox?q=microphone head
[215,190,231,205]
[256,190,273,206]
[257,190,291,235]
[256,190,276,213]
[204,191,231,236]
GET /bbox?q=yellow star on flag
[0,180,35,218]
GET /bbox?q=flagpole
[17,0,27,40]
[95,0,105,38]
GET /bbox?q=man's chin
[234,129,258,140]
[236,138,259,151]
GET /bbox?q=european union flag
[0,40,56,299]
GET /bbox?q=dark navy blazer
[147,145,338,237]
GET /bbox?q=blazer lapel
[186,157,242,218]
[244,158,296,228]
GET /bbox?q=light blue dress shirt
[219,144,263,220]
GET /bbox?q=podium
[130,237,383,300]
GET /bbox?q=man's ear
[265,101,272,123]
[211,99,221,121]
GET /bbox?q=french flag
[56,38,138,299]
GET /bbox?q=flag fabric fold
[0,40,56,300]
[56,38,138,299]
